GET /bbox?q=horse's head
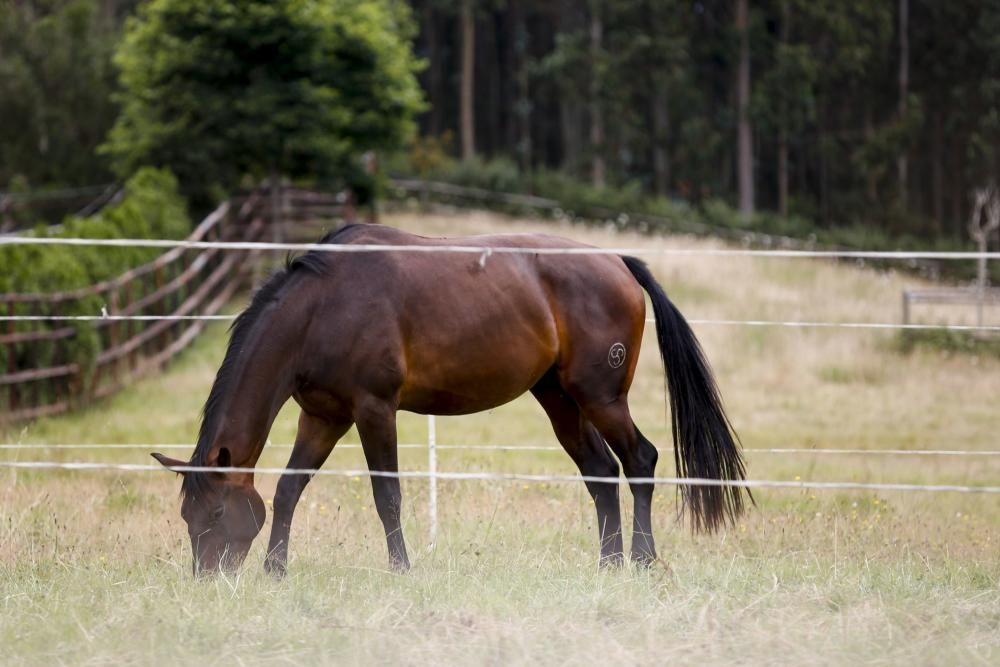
[152,449,266,576]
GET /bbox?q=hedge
[1,167,190,381]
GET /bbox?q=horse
[152,224,749,576]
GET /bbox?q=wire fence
[2,312,1000,332]
[1,459,998,495]
[3,234,1000,260]
[3,232,997,331]
[3,207,998,545]
[2,442,999,457]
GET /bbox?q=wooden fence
[0,186,345,424]
[902,286,1000,334]
[0,183,120,234]
[388,179,983,282]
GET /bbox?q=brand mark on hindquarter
[607,342,626,369]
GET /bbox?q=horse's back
[301,225,644,414]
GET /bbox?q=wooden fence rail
[0,186,345,424]
[902,286,1000,334]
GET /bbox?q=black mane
[181,224,364,500]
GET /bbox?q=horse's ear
[151,452,188,475]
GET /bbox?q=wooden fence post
[109,289,120,385]
[7,301,17,412]
[123,282,138,373]
[970,187,1000,332]
[155,265,169,352]
[30,303,40,410]
[428,414,437,548]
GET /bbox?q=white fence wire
[1,459,998,495]
[3,231,998,546]
[3,234,1000,260]
[2,442,999,457]
[3,313,1000,332]
[5,406,996,553]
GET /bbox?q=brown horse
[152,224,748,576]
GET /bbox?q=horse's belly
[398,322,556,415]
[398,377,535,416]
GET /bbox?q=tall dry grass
[1,209,998,665]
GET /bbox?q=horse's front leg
[264,411,351,577]
[355,396,410,572]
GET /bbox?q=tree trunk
[503,4,517,154]
[483,12,500,156]
[931,110,944,235]
[736,0,754,216]
[950,142,964,239]
[797,134,807,197]
[589,0,605,188]
[897,0,909,207]
[560,103,582,178]
[460,1,476,161]
[776,1,789,217]
[102,0,116,24]
[819,106,830,225]
[652,86,670,196]
[425,4,443,136]
[778,130,788,217]
[510,0,531,170]
[865,106,878,205]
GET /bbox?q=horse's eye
[209,505,225,523]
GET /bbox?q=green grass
[898,329,1000,358]
[1,209,999,665]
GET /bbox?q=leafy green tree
[0,0,120,189]
[533,1,590,181]
[751,2,816,217]
[104,0,425,206]
[0,167,189,379]
[970,3,1000,186]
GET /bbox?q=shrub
[897,330,1000,359]
[428,155,524,194]
[0,168,190,383]
[388,152,998,283]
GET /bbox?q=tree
[535,1,589,178]
[598,0,691,196]
[588,0,605,188]
[735,0,754,216]
[0,0,120,189]
[752,1,817,217]
[459,0,476,161]
[897,0,909,207]
[104,0,425,207]
[398,0,1000,241]
[970,3,1000,187]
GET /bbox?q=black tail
[621,255,750,533]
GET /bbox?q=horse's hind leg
[531,373,624,567]
[355,396,410,571]
[626,424,659,564]
[265,411,352,577]
[577,398,659,565]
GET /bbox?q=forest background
[3,0,999,245]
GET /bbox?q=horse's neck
[211,324,300,470]
[214,381,291,470]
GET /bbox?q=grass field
[2,209,998,665]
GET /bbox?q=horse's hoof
[630,551,657,568]
[598,553,625,569]
[263,557,287,579]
